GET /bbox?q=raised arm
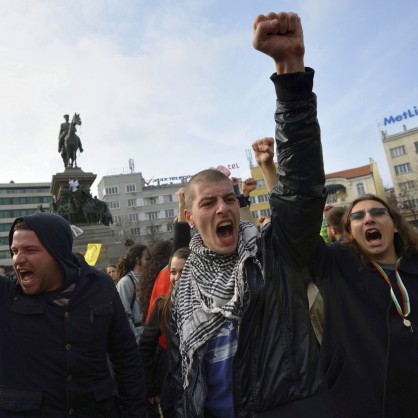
[252,137,277,192]
[253,12,325,265]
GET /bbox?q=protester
[1,212,146,417]
[323,205,346,243]
[168,11,336,417]
[311,195,418,418]
[138,240,173,326]
[116,244,148,344]
[106,263,119,285]
[140,247,191,418]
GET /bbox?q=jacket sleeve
[139,304,163,397]
[173,221,191,250]
[116,275,136,334]
[107,282,147,417]
[269,68,326,266]
[167,291,185,416]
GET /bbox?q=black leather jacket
[169,69,336,417]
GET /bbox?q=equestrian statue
[58,113,83,168]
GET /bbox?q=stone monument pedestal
[73,224,125,269]
[50,168,123,269]
[51,167,97,199]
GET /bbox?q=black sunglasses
[349,207,389,221]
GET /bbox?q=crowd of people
[0,10,417,418]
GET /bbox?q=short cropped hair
[325,206,346,235]
[185,169,231,209]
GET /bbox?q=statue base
[73,224,125,269]
[51,168,97,199]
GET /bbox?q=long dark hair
[342,194,418,263]
[116,244,148,280]
[139,240,174,318]
[157,247,191,331]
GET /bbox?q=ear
[185,209,194,228]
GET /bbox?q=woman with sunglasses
[311,194,418,418]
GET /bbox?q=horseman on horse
[58,113,83,168]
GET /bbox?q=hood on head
[9,213,78,286]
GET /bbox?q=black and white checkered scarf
[172,220,261,388]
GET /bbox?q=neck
[370,252,398,266]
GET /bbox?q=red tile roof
[326,164,370,180]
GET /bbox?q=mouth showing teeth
[366,229,382,241]
[18,269,33,280]
[217,222,233,239]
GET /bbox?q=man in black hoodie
[0,212,145,417]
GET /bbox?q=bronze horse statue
[63,113,83,168]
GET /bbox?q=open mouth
[217,221,234,241]
[365,228,382,242]
[18,268,34,283]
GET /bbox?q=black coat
[311,239,418,418]
[169,69,338,417]
[0,256,146,417]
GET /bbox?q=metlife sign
[383,106,418,126]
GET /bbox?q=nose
[363,211,375,223]
[216,199,229,214]
[13,251,26,265]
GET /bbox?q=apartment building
[382,125,418,225]
[97,172,186,245]
[0,182,52,265]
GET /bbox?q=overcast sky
[1,0,417,193]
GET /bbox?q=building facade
[382,125,418,225]
[248,159,385,218]
[324,158,386,207]
[0,182,53,266]
[97,172,185,245]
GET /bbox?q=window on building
[260,208,271,217]
[327,191,337,204]
[0,250,12,260]
[256,179,266,188]
[356,183,366,196]
[148,225,161,234]
[131,227,141,236]
[129,213,139,222]
[113,215,122,224]
[395,163,411,175]
[163,194,173,203]
[399,181,416,192]
[258,194,269,203]
[167,223,174,232]
[108,201,120,210]
[148,211,159,220]
[390,146,406,158]
[415,142,418,153]
[165,209,174,218]
[126,184,136,193]
[0,196,52,205]
[127,198,137,207]
[250,196,256,205]
[105,186,119,195]
[145,196,158,205]
[114,230,124,239]
[0,236,9,245]
[251,211,258,219]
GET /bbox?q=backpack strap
[126,272,137,311]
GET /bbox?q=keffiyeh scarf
[172,220,262,388]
